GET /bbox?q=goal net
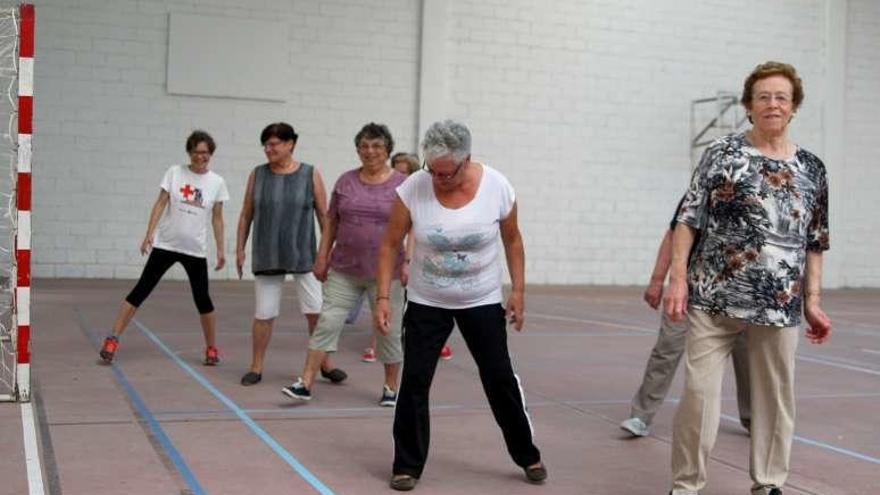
[0,3,33,402]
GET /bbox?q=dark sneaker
[523,462,547,485]
[379,385,397,407]
[389,474,417,491]
[240,371,262,386]
[203,346,220,366]
[99,336,119,363]
[282,378,312,401]
[768,489,782,495]
[524,463,547,484]
[320,367,348,384]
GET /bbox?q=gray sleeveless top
[251,162,317,274]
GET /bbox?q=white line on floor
[21,402,46,495]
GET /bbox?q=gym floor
[1,279,877,494]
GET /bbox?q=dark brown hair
[260,122,298,145]
[354,122,394,154]
[740,61,804,110]
[185,130,216,154]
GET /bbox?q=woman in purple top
[282,123,406,406]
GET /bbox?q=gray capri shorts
[308,270,403,363]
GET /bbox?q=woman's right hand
[373,298,391,336]
[140,237,153,256]
[236,249,246,279]
[663,276,689,322]
[313,256,329,282]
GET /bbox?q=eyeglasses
[357,141,387,152]
[753,92,792,105]
[423,159,465,181]
[263,139,288,149]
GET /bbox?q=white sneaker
[620,417,649,437]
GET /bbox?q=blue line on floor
[133,319,336,495]
[108,363,208,494]
[75,308,207,494]
[719,413,880,465]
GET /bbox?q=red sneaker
[362,347,377,363]
[439,345,453,361]
[204,346,220,366]
[99,336,119,363]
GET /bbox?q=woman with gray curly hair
[375,120,546,491]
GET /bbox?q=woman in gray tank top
[235,122,345,386]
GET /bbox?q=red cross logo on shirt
[180,184,194,200]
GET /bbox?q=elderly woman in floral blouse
[664,61,831,495]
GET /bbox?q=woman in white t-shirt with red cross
[99,130,229,365]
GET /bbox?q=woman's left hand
[400,260,410,287]
[374,298,392,336]
[215,254,225,271]
[506,291,524,331]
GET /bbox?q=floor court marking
[795,354,880,377]
[150,391,880,420]
[797,351,880,370]
[861,348,880,356]
[74,310,206,495]
[531,311,880,376]
[527,312,655,333]
[21,402,46,495]
[133,319,336,495]
[719,413,880,465]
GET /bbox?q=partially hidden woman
[375,120,546,491]
[236,122,345,386]
[100,130,228,365]
[282,122,406,406]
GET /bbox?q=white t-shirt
[153,165,230,258]
[397,164,515,309]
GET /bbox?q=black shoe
[524,463,547,484]
[320,367,348,383]
[281,378,312,401]
[240,371,262,386]
[389,474,417,491]
[768,489,782,495]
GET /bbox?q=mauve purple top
[328,168,406,279]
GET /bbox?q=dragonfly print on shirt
[420,227,488,290]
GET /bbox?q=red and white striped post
[16,3,34,401]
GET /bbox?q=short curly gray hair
[421,120,471,163]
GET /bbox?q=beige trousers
[630,313,750,426]
[671,309,798,495]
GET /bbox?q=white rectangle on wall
[166,13,288,102]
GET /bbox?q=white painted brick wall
[27,0,879,287]
[841,0,880,287]
[447,0,832,285]
[31,0,421,281]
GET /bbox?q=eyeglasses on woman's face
[424,158,466,181]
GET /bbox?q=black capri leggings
[125,247,214,314]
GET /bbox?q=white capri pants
[254,272,322,320]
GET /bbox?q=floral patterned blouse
[677,132,830,327]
